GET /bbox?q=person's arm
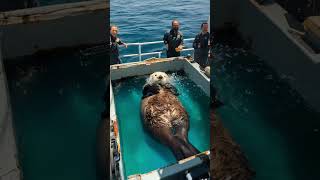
[193,34,199,49]
[115,37,123,44]
[163,32,169,49]
[179,32,184,46]
[116,38,127,48]
[163,32,169,44]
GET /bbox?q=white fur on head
[146,72,170,85]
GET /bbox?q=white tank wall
[0,0,108,59]
[110,58,210,96]
[213,0,320,112]
[184,61,210,96]
[110,58,185,80]
[0,34,20,180]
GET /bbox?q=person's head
[201,22,208,33]
[110,25,118,37]
[171,20,180,31]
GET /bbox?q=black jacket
[110,35,124,57]
[163,29,184,52]
[193,32,210,50]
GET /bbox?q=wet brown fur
[141,84,199,160]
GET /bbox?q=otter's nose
[158,75,163,80]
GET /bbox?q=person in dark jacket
[163,20,184,58]
[193,22,210,70]
[110,25,127,65]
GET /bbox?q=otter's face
[148,72,170,85]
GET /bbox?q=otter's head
[147,72,170,86]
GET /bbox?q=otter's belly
[141,91,188,128]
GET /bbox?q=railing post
[138,44,142,61]
[158,52,161,58]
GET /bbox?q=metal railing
[120,38,195,61]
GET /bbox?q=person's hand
[175,45,184,52]
[123,43,128,48]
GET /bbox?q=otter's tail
[171,138,200,161]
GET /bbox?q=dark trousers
[194,49,209,68]
[166,50,180,58]
[110,53,121,65]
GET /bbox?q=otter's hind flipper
[179,139,200,155]
[172,139,200,160]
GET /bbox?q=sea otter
[141,72,200,160]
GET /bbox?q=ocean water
[111,0,210,63]
[113,74,210,178]
[4,51,107,180]
[211,45,320,180]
